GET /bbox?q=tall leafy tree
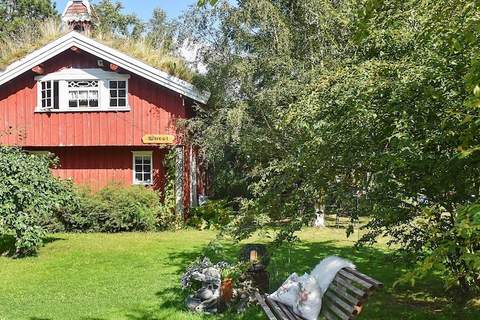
[93,0,144,37]
[0,0,58,40]
[182,0,480,293]
[146,8,173,50]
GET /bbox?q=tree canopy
[93,0,144,37]
[181,0,480,293]
[0,0,58,40]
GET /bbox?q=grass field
[0,228,478,320]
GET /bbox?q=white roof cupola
[62,0,95,33]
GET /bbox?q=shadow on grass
[0,235,65,258]
[0,234,16,256]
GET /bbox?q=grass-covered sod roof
[0,20,193,82]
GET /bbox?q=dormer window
[35,69,130,112]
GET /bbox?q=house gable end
[0,32,209,104]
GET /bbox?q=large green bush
[0,146,180,257]
[0,147,75,256]
[59,184,163,233]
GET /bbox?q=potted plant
[220,262,249,304]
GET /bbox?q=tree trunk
[314,194,326,228]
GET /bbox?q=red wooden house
[0,1,208,215]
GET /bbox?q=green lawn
[0,229,478,320]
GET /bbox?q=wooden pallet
[256,267,383,320]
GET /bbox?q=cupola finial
[62,0,95,33]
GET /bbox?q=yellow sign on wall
[142,134,175,144]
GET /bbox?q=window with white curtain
[68,80,99,108]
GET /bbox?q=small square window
[109,80,128,108]
[144,173,151,183]
[133,153,153,185]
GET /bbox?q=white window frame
[35,68,130,112]
[132,151,153,186]
[40,80,55,109]
[108,80,128,108]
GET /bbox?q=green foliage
[93,0,144,38]
[220,261,250,283]
[397,203,480,292]
[197,0,219,7]
[0,147,75,256]
[59,184,159,233]
[0,0,58,40]
[146,8,174,50]
[180,0,480,294]
[188,200,234,230]
[0,146,180,254]
[157,148,181,230]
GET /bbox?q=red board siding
[28,146,166,191]
[0,50,186,147]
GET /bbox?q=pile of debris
[181,257,258,314]
[181,258,229,313]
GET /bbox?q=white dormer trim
[34,68,130,81]
[0,32,210,104]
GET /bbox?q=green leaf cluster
[188,199,235,230]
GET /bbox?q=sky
[55,0,199,21]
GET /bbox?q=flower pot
[220,278,233,303]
